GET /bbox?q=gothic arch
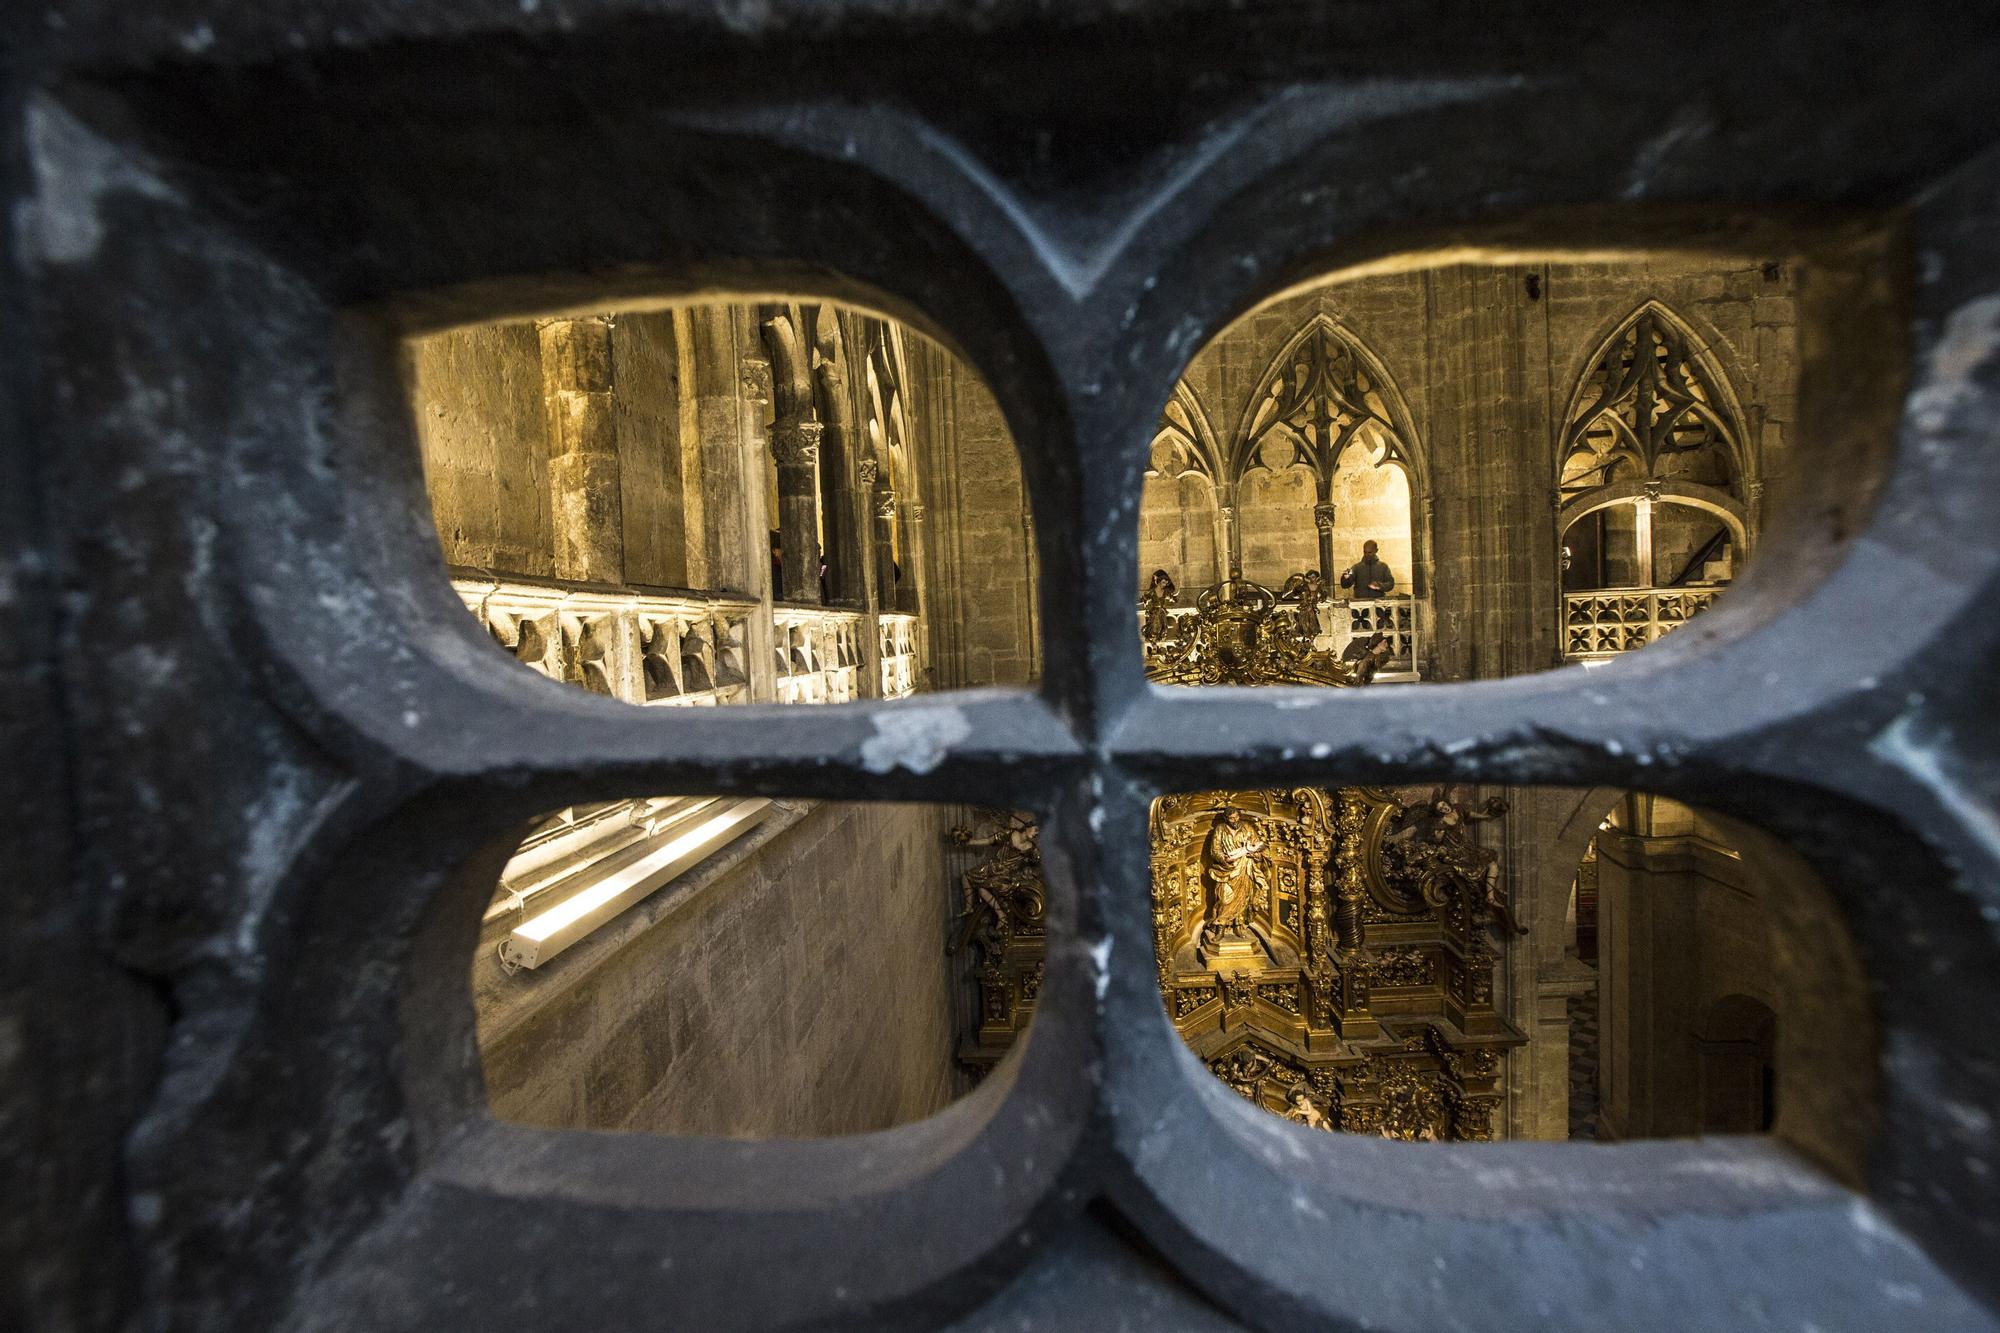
[1141,379,1228,588]
[808,307,861,604]
[1559,481,1749,552]
[1226,313,1429,596]
[1229,314,1426,497]
[1148,379,1226,483]
[1558,300,1755,503]
[862,326,921,611]
[1557,303,1758,617]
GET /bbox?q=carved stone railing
[879,612,919,700]
[1338,597,1418,671]
[1563,586,1723,662]
[453,571,755,706]
[456,571,925,706]
[772,604,866,704]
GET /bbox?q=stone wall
[476,802,959,1137]
[1137,472,1221,589]
[609,311,693,589]
[407,320,553,576]
[1236,465,1319,586]
[1589,802,1871,1179]
[916,340,1041,687]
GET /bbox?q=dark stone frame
[9,4,2000,1329]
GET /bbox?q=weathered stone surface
[8,3,2000,1330]
[477,802,958,1137]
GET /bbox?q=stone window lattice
[30,20,2000,1333]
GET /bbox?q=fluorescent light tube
[499,798,771,970]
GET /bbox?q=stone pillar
[859,458,888,606]
[1636,482,1659,587]
[1314,501,1338,586]
[770,417,824,604]
[873,486,902,610]
[904,500,929,625]
[540,316,623,583]
[1216,480,1240,575]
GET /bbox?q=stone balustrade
[453,571,757,706]
[1339,597,1418,670]
[772,604,866,704]
[454,569,923,705]
[1563,586,1723,662]
[879,612,920,700]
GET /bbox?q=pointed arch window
[1233,318,1419,617]
[1558,304,1753,661]
[1560,304,1743,500]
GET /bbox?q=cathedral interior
[18,7,2000,1328]
[410,257,1867,1160]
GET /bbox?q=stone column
[1314,501,1338,586]
[904,500,929,624]
[1636,482,1659,588]
[858,458,889,607]
[873,486,902,610]
[1215,480,1240,575]
[539,316,623,583]
[770,417,824,604]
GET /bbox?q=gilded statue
[1277,569,1326,643]
[948,810,1045,956]
[1142,569,1179,644]
[1383,787,1524,936]
[1200,808,1269,955]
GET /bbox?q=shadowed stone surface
[6,2,2000,1330]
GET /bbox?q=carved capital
[903,501,926,523]
[1641,479,1664,502]
[771,418,823,469]
[1313,502,1338,531]
[856,457,880,487]
[1746,479,1765,502]
[875,491,899,522]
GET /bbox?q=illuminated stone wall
[915,341,1041,687]
[408,320,554,576]
[1137,472,1220,590]
[475,802,960,1137]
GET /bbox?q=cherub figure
[1284,1084,1334,1131]
[1277,569,1326,642]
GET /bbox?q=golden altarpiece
[952,576,1526,1140]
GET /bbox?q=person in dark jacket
[1339,540,1396,599]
